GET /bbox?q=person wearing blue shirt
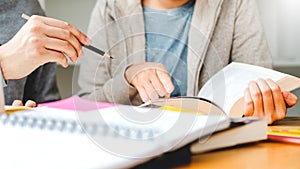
[143,0,195,97]
[78,0,298,124]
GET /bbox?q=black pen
[21,13,113,59]
[82,44,113,59]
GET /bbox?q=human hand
[12,100,37,108]
[125,62,174,102]
[243,78,298,124]
[0,15,91,80]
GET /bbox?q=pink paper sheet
[38,95,115,111]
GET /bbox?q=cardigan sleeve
[231,0,272,68]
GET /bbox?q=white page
[97,106,230,152]
[198,62,287,115]
[0,106,230,169]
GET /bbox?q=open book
[147,62,300,117]
[199,62,300,117]
[145,62,300,153]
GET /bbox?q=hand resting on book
[125,62,175,102]
[243,78,298,124]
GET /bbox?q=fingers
[24,100,37,108]
[12,100,24,106]
[132,72,163,102]
[135,86,150,102]
[156,68,174,95]
[27,15,89,65]
[11,100,37,108]
[248,81,264,117]
[30,15,91,45]
[150,74,168,97]
[282,91,298,107]
[265,79,286,121]
[41,49,68,68]
[1,14,86,79]
[44,37,77,63]
[44,26,83,59]
[243,78,292,124]
[125,63,174,102]
[144,83,159,101]
[257,79,275,119]
[243,88,254,116]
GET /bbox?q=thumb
[12,100,24,106]
[282,91,298,108]
[24,100,37,108]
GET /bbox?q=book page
[88,105,230,152]
[198,62,290,116]
[0,106,230,168]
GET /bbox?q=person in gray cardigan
[0,0,90,106]
[77,0,297,124]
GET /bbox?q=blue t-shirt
[143,0,195,96]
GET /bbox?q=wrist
[0,43,10,80]
[0,44,7,86]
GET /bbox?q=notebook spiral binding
[0,113,159,140]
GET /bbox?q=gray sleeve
[0,68,7,87]
[23,62,60,103]
[231,0,272,68]
[76,1,139,105]
[0,0,45,44]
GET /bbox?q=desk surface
[177,141,300,169]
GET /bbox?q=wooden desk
[177,141,300,169]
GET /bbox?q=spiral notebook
[0,105,230,169]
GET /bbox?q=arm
[76,1,139,105]
[231,0,272,67]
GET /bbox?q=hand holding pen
[21,14,112,60]
[0,14,90,79]
[21,14,91,66]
